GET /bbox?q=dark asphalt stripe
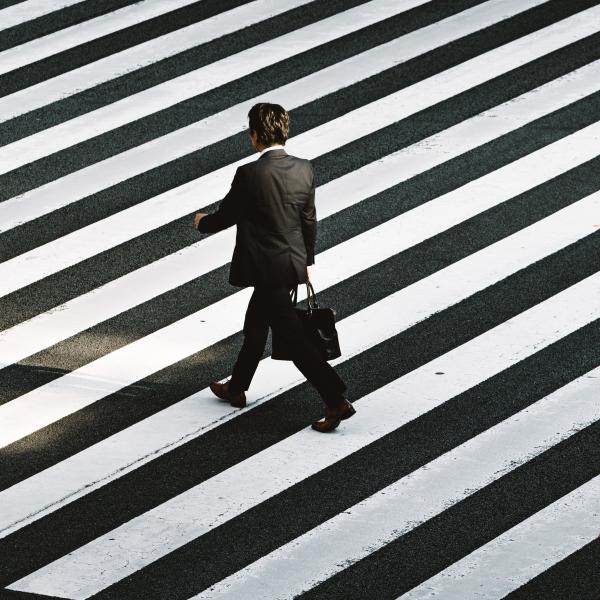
[0,0,405,144]
[0,588,63,600]
[291,424,600,600]
[503,539,600,600]
[0,591,64,600]
[1,40,598,332]
[0,0,27,10]
[0,0,488,185]
[0,0,283,96]
[2,150,598,402]
[1,231,598,584]
[0,0,144,53]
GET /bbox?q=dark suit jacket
[197,147,316,288]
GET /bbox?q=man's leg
[261,285,347,408]
[228,287,269,394]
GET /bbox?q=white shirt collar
[260,144,285,155]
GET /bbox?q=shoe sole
[311,420,341,432]
[311,403,356,432]
[210,383,246,407]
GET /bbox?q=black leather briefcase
[271,282,341,361]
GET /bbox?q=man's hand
[193,212,207,230]
[306,265,312,282]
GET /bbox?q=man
[193,102,355,432]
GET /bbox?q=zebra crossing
[0,0,599,598]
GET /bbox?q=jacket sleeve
[197,166,247,234]
[301,162,317,265]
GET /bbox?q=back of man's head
[248,103,290,147]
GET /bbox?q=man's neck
[259,144,285,155]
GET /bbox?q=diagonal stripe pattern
[1,1,599,599]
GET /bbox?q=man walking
[193,102,355,432]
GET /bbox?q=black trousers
[228,285,347,408]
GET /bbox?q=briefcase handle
[290,282,319,313]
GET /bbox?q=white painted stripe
[0,0,546,229]
[9,272,600,599]
[1,190,598,534]
[1,117,598,370]
[397,477,600,600]
[0,0,201,75]
[0,0,427,126]
[190,378,600,600]
[1,51,599,299]
[0,0,86,31]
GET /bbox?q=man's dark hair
[248,103,290,147]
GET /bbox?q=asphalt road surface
[0,0,599,599]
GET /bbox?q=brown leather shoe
[311,398,356,433]
[209,380,246,408]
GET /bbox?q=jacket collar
[258,147,288,160]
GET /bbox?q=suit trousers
[228,285,347,408]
